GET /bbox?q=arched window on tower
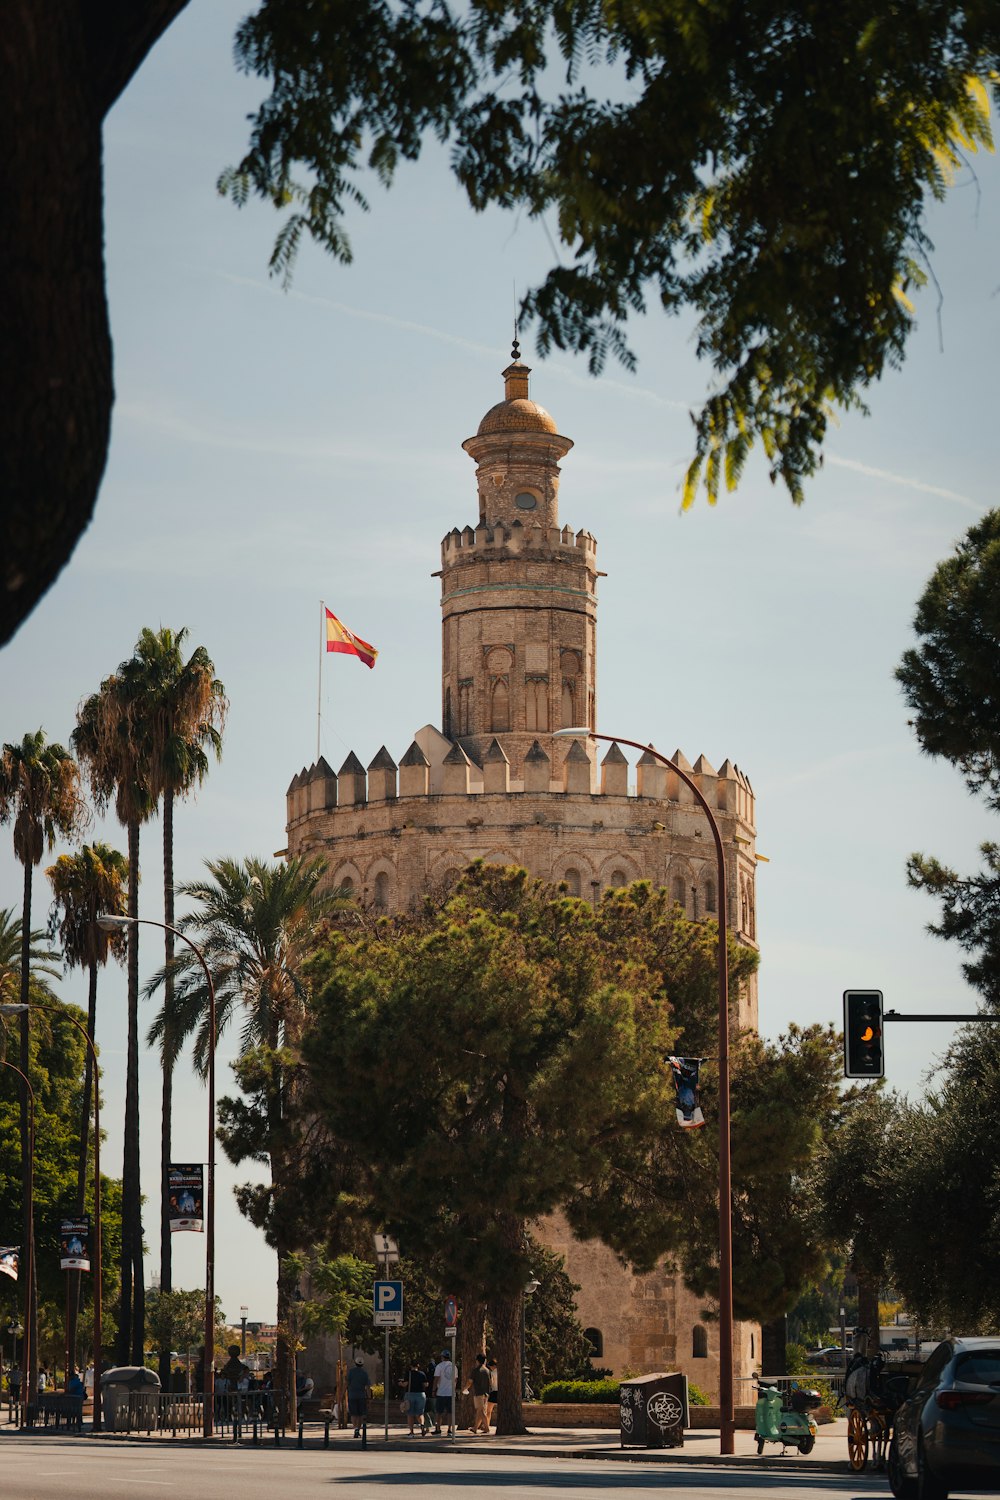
[373,871,389,910]
[443,687,452,738]
[693,1325,708,1358]
[672,876,686,911]
[748,879,756,938]
[490,677,510,733]
[526,678,549,732]
[564,867,582,897]
[741,879,750,934]
[584,1328,604,1359]
[337,875,354,898]
[609,869,627,889]
[704,878,716,914]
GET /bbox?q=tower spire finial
[512,280,520,362]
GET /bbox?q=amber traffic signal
[843,990,884,1078]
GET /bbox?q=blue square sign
[374,1280,403,1326]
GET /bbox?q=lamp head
[0,1004,29,1015]
[551,727,592,740]
[96,914,132,932]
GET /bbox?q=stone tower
[285,352,762,1395]
[442,347,596,776]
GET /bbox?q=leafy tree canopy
[898,510,1000,1009]
[6,0,998,644]
[0,986,123,1353]
[224,0,997,509]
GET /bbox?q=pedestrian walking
[463,1353,492,1434]
[487,1356,498,1427]
[431,1348,455,1435]
[346,1356,371,1438]
[403,1362,429,1435]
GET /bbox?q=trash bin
[100,1366,160,1432]
[619,1372,688,1448]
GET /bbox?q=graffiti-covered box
[619,1372,688,1448]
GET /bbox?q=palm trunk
[117,820,142,1366]
[158,790,174,1391]
[69,953,98,1372]
[19,858,38,1404]
[267,1027,296,1428]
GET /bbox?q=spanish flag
[325,607,378,669]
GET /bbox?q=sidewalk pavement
[328,1415,853,1468]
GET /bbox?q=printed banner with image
[168,1164,204,1232]
[0,1246,18,1281]
[59,1218,90,1272]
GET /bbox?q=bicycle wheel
[848,1406,869,1471]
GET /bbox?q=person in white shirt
[431,1348,455,1435]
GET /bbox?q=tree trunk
[0,0,193,647]
[69,954,99,1372]
[19,859,38,1402]
[490,1290,526,1435]
[857,1272,881,1354]
[457,1296,486,1432]
[117,821,142,1365]
[158,791,174,1391]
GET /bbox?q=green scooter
[754,1380,821,1454]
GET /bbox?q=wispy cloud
[826,454,985,512]
[215,271,692,411]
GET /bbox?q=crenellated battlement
[286,736,755,830]
[441,521,597,567]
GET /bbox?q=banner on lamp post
[59,1218,90,1272]
[168,1164,204,1233]
[667,1056,706,1129]
[0,1246,18,1281]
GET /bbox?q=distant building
[286,348,761,1393]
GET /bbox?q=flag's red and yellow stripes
[325,608,378,669]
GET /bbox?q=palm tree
[0,731,89,1393]
[124,627,226,1388]
[0,907,61,1002]
[73,678,158,1364]
[46,843,128,1366]
[146,855,340,1425]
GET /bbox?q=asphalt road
[0,1433,922,1500]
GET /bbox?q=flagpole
[317,599,324,762]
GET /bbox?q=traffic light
[843,990,884,1078]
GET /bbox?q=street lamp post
[1,1002,104,1430]
[97,914,218,1438]
[240,1306,248,1358]
[0,1058,33,1428]
[553,727,736,1454]
[520,1273,539,1402]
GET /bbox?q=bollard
[252,1418,259,1446]
[274,1420,281,1446]
[361,1421,367,1450]
[298,1419,304,1449]
[324,1419,330,1449]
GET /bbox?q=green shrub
[688,1383,710,1406]
[539,1378,619,1404]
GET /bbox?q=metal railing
[740,1374,847,1412]
[104,1391,284,1438]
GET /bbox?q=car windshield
[955,1352,1000,1386]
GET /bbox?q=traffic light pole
[884,1011,1000,1022]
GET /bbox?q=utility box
[619,1371,688,1448]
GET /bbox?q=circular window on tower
[515,491,538,511]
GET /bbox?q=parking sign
[373,1280,403,1327]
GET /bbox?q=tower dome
[474,340,560,436]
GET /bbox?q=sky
[2,3,999,1326]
